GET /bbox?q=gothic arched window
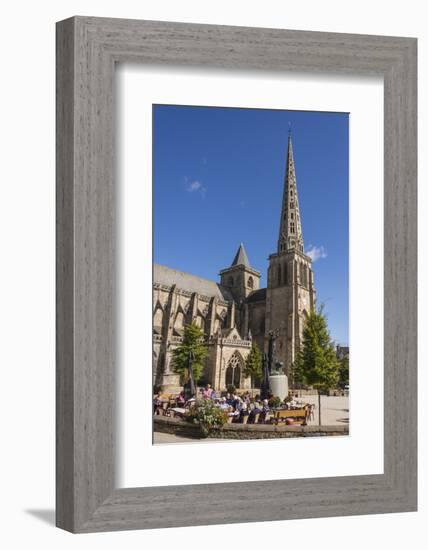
[225,352,243,388]
[247,276,254,289]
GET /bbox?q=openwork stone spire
[277,131,304,254]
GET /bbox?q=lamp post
[188,349,196,399]
[183,349,197,401]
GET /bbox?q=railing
[220,338,251,347]
[153,334,251,348]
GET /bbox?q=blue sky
[153,105,349,346]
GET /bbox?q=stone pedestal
[159,373,182,394]
[269,374,288,400]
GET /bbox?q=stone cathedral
[153,133,316,392]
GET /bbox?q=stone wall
[246,300,266,353]
[153,282,233,391]
[154,416,349,440]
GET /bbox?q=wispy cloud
[187,180,202,192]
[185,178,207,197]
[306,245,327,262]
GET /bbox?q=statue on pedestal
[262,330,288,400]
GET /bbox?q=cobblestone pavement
[302,395,349,426]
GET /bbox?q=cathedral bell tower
[265,130,316,379]
[220,243,261,302]
[220,244,261,335]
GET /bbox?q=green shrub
[226,384,236,394]
[185,399,228,437]
[268,396,282,409]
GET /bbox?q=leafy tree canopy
[293,306,340,392]
[243,342,263,387]
[171,322,208,383]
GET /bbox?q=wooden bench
[272,408,308,426]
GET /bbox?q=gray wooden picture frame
[56,16,417,533]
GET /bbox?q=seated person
[239,402,249,422]
[202,384,213,399]
[232,394,242,409]
[248,402,262,423]
[225,392,234,406]
[153,394,162,415]
[260,398,270,422]
[229,408,240,421]
[176,391,186,406]
[218,397,230,411]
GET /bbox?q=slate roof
[246,288,267,304]
[154,263,233,301]
[231,243,251,268]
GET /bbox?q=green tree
[293,306,340,425]
[171,322,208,383]
[243,342,263,389]
[338,354,349,389]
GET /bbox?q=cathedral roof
[231,243,251,268]
[220,327,242,339]
[246,288,267,303]
[154,263,233,301]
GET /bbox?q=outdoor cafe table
[169,407,187,418]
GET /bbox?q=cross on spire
[277,131,304,254]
